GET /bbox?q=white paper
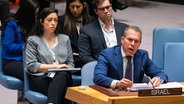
[155,82,184,89]
[130,83,153,91]
[130,82,184,91]
[46,68,81,72]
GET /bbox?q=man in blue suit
[93,26,168,89]
[78,0,128,65]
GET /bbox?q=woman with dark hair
[26,7,73,104]
[2,0,39,81]
[59,0,92,68]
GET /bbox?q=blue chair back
[81,61,97,86]
[22,46,47,104]
[164,43,184,82]
[152,27,184,70]
[0,30,23,90]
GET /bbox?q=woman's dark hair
[29,8,59,37]
[2,0,39,41]
[63,0,91,35]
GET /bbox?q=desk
[66,83,184,104]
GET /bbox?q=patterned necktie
[125,56,132,81]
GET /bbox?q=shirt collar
[121,46,134,58]
[121,46,126,58]
[98,17,115,29]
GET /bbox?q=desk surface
[66,83,184,104]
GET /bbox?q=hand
[149,77,161,87]
[116,78,133,89]
[56,64,69,69]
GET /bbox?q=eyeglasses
[97,5,112,12]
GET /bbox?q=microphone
[141,68,155,89]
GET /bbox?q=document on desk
[130,82,184,91]
[46,68,81,73]
[156,82,184,89]
[130,83,153,91]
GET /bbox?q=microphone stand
[144,74,155,90]
[141,67,155,89]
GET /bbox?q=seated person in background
[26,8,73,104]
[93,26,168,89]
[2,0,39,81]
[59,0,92,68]
[78,0,128,65]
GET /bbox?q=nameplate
[138,87,182,96]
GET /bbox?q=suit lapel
[94,20,123,48]
[114,21,123,45]
[114,47,124,79]
[94,21,107,48]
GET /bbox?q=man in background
[78,0,128,65]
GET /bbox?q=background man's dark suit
[78,20,128,65]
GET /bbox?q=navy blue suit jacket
[78,19,128,65]
[93,46,168,88]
